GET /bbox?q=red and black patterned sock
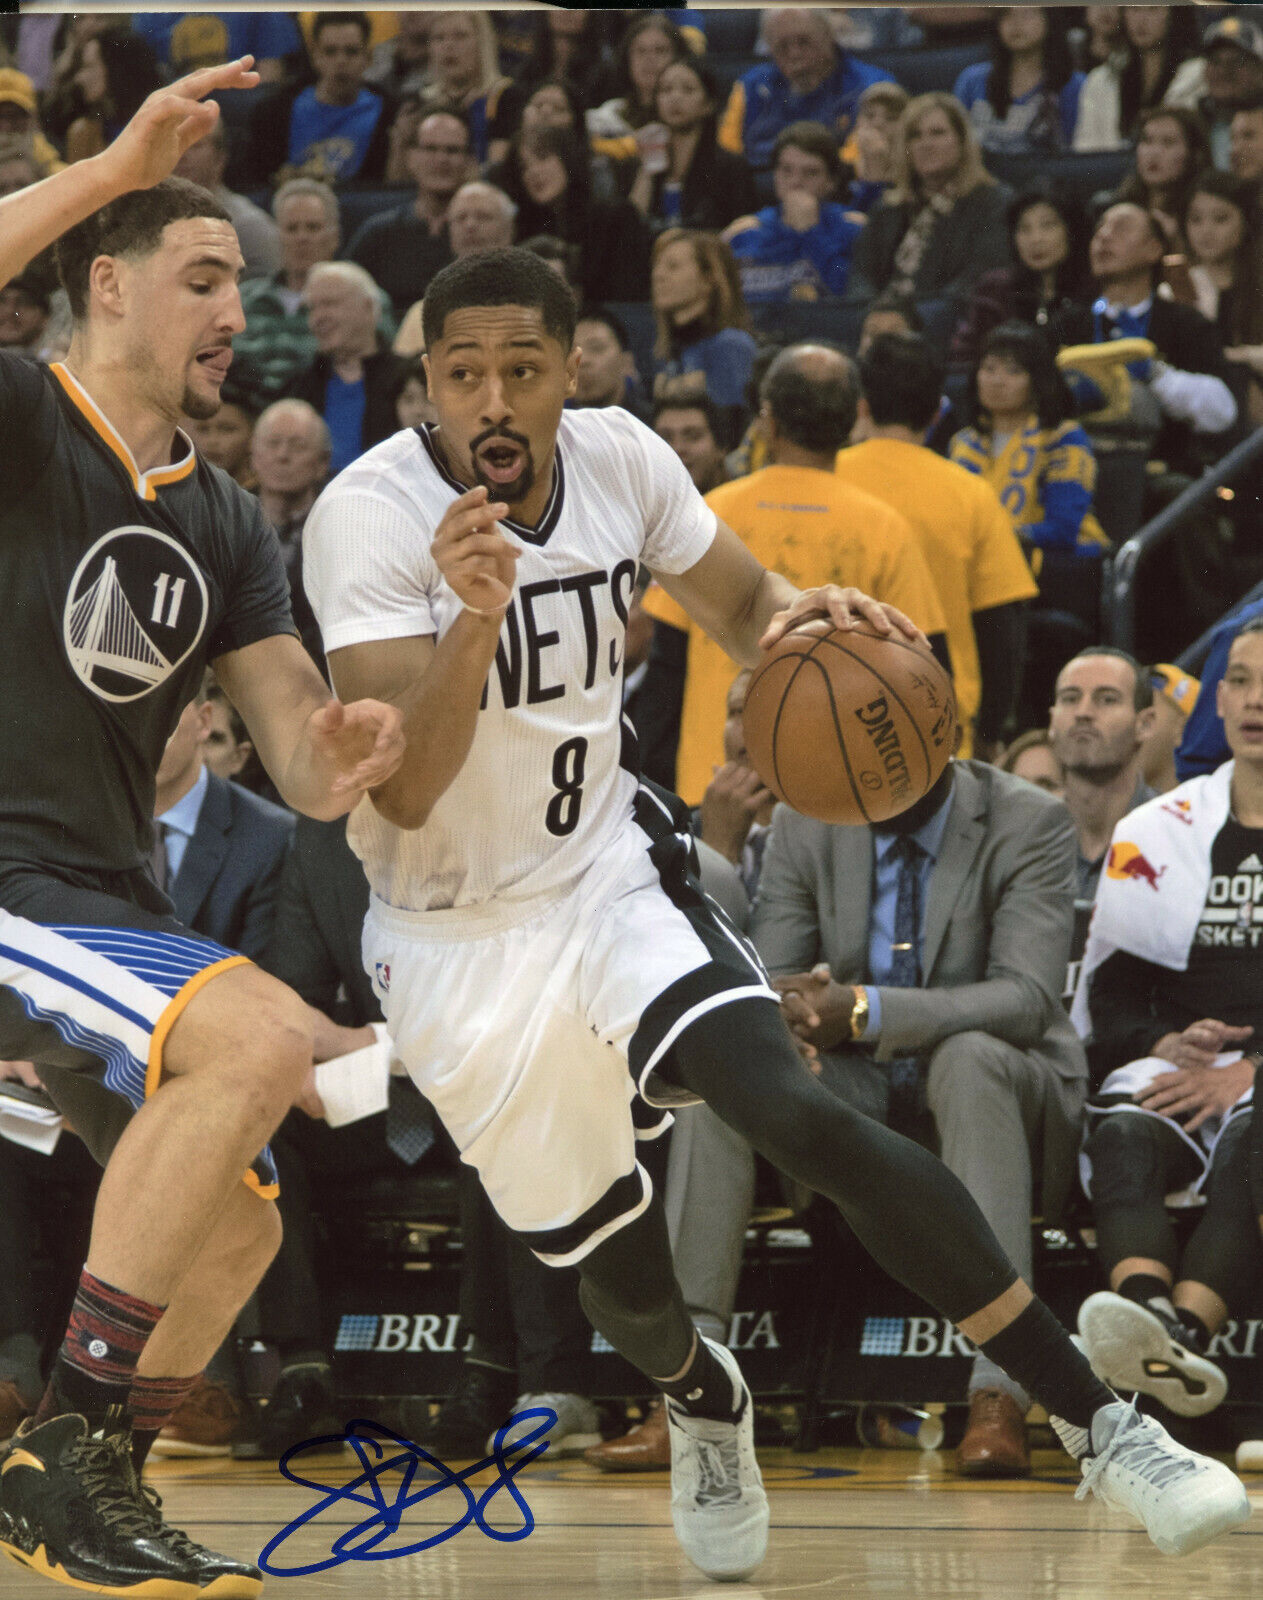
[128,1372,203,1471]
[35,1269,166,1430]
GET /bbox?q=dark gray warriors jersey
[0,355,295,875]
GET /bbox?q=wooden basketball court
[5,1443,1256,1598]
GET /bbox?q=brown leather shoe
[955,1388,1030,1478]
[149,1376,245,1458]
[0,1378,31,1442]
[583,1398,669,1472]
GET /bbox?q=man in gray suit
[754,758,1087,1477]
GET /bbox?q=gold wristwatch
[848,988,869,1042]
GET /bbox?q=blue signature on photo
[257,1408,556,1575]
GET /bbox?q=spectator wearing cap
[1145,666,1200,795]
[246,11,396,186]
[0,68,63,175]
[725,121,864,304]
[1200,15,1263,167]
[718,8,893,170]
[393,180,517,357]
[173,121,281,282]
[850,92,1012,305]
[1073,6,1206,153]
[0,270,51,358]
[346,108,471,316]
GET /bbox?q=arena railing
[1104,423,1263,654]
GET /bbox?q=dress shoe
[584,1397,670,1472]
[149,1375,245,1458]
[955,1387,1030,1477]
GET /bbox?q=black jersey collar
[51,363,196,503]
[419,424,564,547]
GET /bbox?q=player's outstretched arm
[0,58,259,292]
[212,633,405,821]
[653,520,929,666]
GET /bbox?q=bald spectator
[718,9,893,170]
[1230,103,1263,190]
[173,121,281,281]
[346,108,472,315]
[393,180,515,356]
[285,262,410,474]
[251,400,333,662]
[235,179,341,406]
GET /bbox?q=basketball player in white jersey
[303,250,1249,1581]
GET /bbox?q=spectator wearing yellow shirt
[838,332,1037,759]
[641,342,947,803]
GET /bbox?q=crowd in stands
[3,6,1263,1479]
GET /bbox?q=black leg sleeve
[1083,1112,1192,1278]
[575,1193,694,1380]
[1182,1114,1258,1308]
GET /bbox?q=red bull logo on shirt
[1106,842,1167,890]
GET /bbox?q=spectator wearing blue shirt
[726,121,864,304]
[131,12,301,85]
[1177,598,1263,781]
[718,8,893,170]
[651,228,758,412]
[247,12,394,186]
[953,7,1084,155]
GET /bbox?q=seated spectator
[953,6,1084,155]
[203,679,254,783]
[640,343,946,804]
[346,108,470,317]
[285,261,411,475]
[1071,622,1263,1420]
[185,382,259,489]
[1053,203,1238,481]
[725,121,864,305]
[857,288,924,354]
[420,10,510,166]
[131,11,301,84]
[1047,648,1158,904]
[61,27,163,165]
[953,188,1090,364]
[695,667,777,890]
[758,755,1088,1478]
[1113,106,1212,249]
[0,139,47,199]
[998,727,1065,797]
[501,125,651,302]
[364,9,430,102]
[1177,600,1263,783]
[845,80,909,214]
[850,93,1013,306]
[1074,5,1205,152]
[391,357,436,431]
[235,179,340,407]
[1144,664,1201,795]
[950,321,1108,563]
[521,232,581,294]
[250,398,332,662]
[572,308,649,420]
[393,180,517,357]
[173,121,280,282]
[1079,5,1124,72]
[650,228,757,410]
[587,11,690,146]
[1199,15,1263,167]
[718,7,893,170]
[622,58,757,237]
[1231,101,1263,191]
[0,269,51,358]
[0,68,64,176]
[839,333,1037,760]
[1181,170,1263,422]
[511,8,612,119]
[247,11,395,186]
[653,395,732,494]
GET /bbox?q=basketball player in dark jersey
[0,61,404,1597]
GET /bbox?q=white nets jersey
[304,407,716,911]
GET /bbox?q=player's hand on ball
[760,586,929,652]
[99,58,260,191]
[773,967,856,1055]
[308,698,406,797]
[433,485,522,617]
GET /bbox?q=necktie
[386,1081,435,1167]
[149,823,170,893]
[887,836,925,1110]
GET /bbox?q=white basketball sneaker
[1072,1398,1251,1556]
[1077,1291,1228,1417]
[490,1392,603,1459]
[666,1339,769,1582]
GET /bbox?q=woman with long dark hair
[587,12,690,143]
[1114,105,1211,248]
[1074,5,1205,151]
[498,124,651,302]
[623,58,755,235]
[60,28,163,163]
[953,7,1083,154]
[953,187,1090,362]
[1181,171,1263,425]
[951,321,1107,561]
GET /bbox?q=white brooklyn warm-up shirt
[303,407,717,912]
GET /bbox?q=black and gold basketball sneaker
[0,1410,263,1597]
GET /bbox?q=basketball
[742,623,957,826]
